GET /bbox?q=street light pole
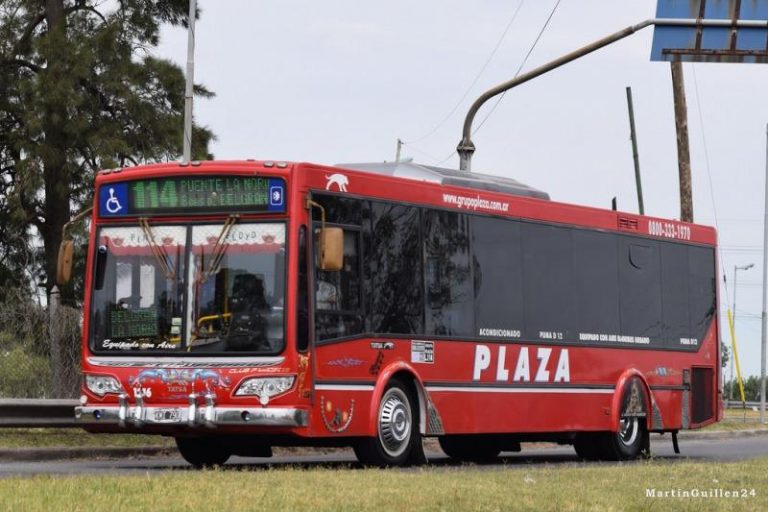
[732,263,754,400]
[182,0,197,164]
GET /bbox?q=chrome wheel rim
[378,388,411,458]
[619,416,639,447]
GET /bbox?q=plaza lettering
[472,344,570,382]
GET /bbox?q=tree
[725,375,762,402]
[0,0,214,303]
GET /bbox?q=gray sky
[157,1,768,380]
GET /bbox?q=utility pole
[182,0,197,164]
[49,286,61,398]
[670,61,693,222]
[625,86,644,215]
[761,123,768,424]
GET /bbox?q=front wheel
[353,379,423,467]
[175,437,231,468]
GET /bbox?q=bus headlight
[235,376,295,405]
[85,374,124,396]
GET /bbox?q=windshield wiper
[139,217,175,280]
[199,214,238,284]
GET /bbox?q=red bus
[68,159,720,467]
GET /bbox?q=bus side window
[315,229,363,341]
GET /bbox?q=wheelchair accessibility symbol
[105,188,123,213]
[100,184,127,216]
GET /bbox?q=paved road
[1,434,766,477]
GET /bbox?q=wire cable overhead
[403,0,527,146]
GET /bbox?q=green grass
[0,429,173,449]
[699,409,768,432]
[0,457,766,511]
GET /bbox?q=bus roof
[335,161,550,201]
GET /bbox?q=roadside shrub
[0,345,52,398]
[0,287,81,398]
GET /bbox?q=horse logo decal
[325,173,349,192]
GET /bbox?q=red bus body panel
[79,160,721,440]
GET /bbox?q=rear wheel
[574,416,648,461]
[354,379,423,467]
[601,415,648,460]
[175,437,231,468]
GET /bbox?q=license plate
[153,408,181,423]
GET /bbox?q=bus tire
[175,437,231,468]
[600,415,648,460]
[573,433,602,460]
[354,379,422,467]
[439,435,500,463]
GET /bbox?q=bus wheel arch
[609,371,652,459]
[355,366,426,466]
[575,371,652,461]
[611,370,653,433]
[368,365,428,435]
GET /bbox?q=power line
[691,64,730,304]
[403,0,527,145]
[427,0,563,168]
[400,142,443,163]
[472,0,562,136]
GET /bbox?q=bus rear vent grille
[618,217,638,230]
[691,367,714,424]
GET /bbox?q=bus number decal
[473,345,570,383]
[648,220,691,241]
[133,387,152,398]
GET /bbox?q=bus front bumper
[75,398,308,428]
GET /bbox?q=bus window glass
[139,265,155,308]
[115,262,133,305]
[471,216,523,339]
[189,223,285,353]
[424,210,473,336]
[90,225,186,351]
[661,242,691,347]
[688,246,716,345]
[313,194,364,226]
[572,229,620,340]
[521,223,575,342]
[619,238,662,342]
[316,229,363,340]
[370,203,423,334]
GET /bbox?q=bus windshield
[89,222,285,355]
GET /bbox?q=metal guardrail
[725,400,762,409]
[0,399,79,428]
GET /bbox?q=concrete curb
[0,429,766,462]
[671,428,768,441]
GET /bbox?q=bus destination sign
[99,176,286,217]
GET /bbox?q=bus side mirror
[318,227,343,271]
[55,206,94,286]
[56,240,74,285]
